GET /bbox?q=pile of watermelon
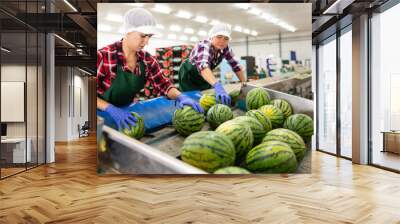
[173,87,314,174]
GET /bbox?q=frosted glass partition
[339,29,352,158]
[317,37,337,154]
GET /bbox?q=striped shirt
[97,40,175,102]
[189,39,241,73]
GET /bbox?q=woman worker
[178,23,246,105]
[97,8,203,130]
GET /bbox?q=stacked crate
[156,45,193,89]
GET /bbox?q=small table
[381,131,400,154]
[1,138,32,164]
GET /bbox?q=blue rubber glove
[176,94,204,113]
[213,82,231,105]
[105,104,137,130]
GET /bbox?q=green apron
[178,59,212,92]
[100,60,146,107]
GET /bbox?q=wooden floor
[1,135,400,223]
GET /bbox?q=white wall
[98,31,189,55]
[97,31,312,69]
[54,67,89,141]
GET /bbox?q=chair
[78,121,90,138]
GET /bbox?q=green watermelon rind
[246,140,298,173]
[173,106,205,136]
[283,113,314,140]
[121,112,145,139]
[207,104,234,129]
[245,88,271,110]
[215,120,254,161]
[213,166,251,174]
[181,131,236,173]
[262,128,306,162]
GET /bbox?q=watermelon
[259,105,285,129]
[246,141,298,173]
[181,131,236,172]
[214,166,251,174]
[122,112,145,139]
[199,93,216,113]
[283,114,314,141]
[207,104,234,129]
[233,116,266,144]
[215,120,253,161]
[262,128,306,162]
[229,89,241,107]
[245,87,270,110]
[270,99,293,119]
[173,106,205,136]
[245,110,273,133]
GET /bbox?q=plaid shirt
[189,39,241,73]
[97,40,175,102]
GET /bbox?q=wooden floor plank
[0,135,400,223]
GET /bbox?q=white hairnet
[208,23,231,40]
[123,8,159,35]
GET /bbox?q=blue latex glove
[104,104,137,130]
[176,94,204,113]
[213,82,231,105]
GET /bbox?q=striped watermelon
[259,105,285,129]
[207,104,234,129]
[122,112,145,139]
[246,140,298,173]
[283,114,314,141]
[215,120,253,161]
[263,128,306,162]
[199,93,216,113]
[245,110,273,133]
[214,166,251,174]
[233,116,266,144]
[270,99,293,119]
[229,89,241,107]
[173,106,205,136]
[181,131,236,172]
[246,87,270,110]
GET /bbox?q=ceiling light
[170,25,181,32]
[193,15,208,23]
[248,8,262,16]
[54,34,75,48]
[156,24,165,30]
[1,47,11,53]
[123,3,144,7]
[261,13,273,21]
[152,4,171,14]
[184,28,194,34]
[106,14,123,23]
[243,29,250,34]
[269,17,280,24]
[198,30,207,36]
[98,24,112,32]
[179,35,188,41]
[118,27,124,34]
[251,30,258,36]
[234,26,242,32]
[210,20,220,26]
[78,67,92,76]
[63,0,77,12]
[234,3,250,10]
[168,34,177,40]
[175,10,192,19]
[190,36,199,42]
[154,33,163,38]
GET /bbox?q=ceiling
[97,3,312,42]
